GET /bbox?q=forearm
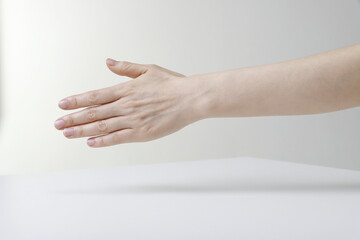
[191,43,360,119]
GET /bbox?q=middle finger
[55,102,121,130]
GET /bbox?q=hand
[54,59,205,147]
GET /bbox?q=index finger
[58,85,123,110]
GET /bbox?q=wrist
[187,67,252,119]
[185,72,219,121]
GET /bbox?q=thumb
[106,58,148,78]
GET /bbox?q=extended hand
[54,59,204,147]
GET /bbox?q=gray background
[0,0,359,175]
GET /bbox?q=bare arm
[55,44,360,147]
[193,43,360,119]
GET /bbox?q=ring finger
[63,116,131,138]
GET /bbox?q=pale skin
[54,43,360,148]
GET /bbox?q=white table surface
[1,157,360,240]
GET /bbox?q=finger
[106,58,148,78]
[58,85,122,110]
[87,128,136,148]
[62,116,131,139]
[54,103,120,130]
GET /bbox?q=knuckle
[87,91,98,104]
[120,61,131,71]
[66,115,75,125]
[75,126,83,136]
[70,96,78,107]
[97,120,108,132]
[87,108,97,120]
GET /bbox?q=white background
[0,0,360,175]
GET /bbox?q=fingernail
[54,119,65,129]
[87,139,96,146]
[63,128,74,137]
[106,58,117,66]
[58,99,69,109]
